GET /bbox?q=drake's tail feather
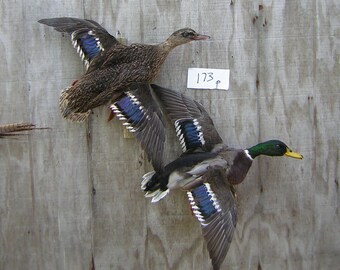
[141,171,169,202]
[59,86,90,122]
[141,171,156,190]
[145,189,169,203]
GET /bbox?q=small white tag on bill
[187,68,230,90]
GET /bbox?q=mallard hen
[39,17,210,122]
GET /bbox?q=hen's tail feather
[59,86,90,122]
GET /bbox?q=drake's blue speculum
[190,184,218,220]
[175,119,204,150]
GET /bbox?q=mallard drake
[139,84,303,270]
[108,84,303,268]
[39,17,210,122]
[0,123,48,138]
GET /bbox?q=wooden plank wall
[1,0,339,269]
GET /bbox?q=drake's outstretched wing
[110,84,165,171]
[186,168,237,270]
[39,17,118,68]
[151,84,223,152]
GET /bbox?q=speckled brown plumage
[60,44,169,118]
[39,18,210,122]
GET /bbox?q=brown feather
[0,123,49,137]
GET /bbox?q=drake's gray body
[138,85,302,270]
[139,85,253,270]
[144,85,255,195]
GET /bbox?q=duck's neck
[159,36,190,53]
[246,143,265,159]
[159,39,180,53]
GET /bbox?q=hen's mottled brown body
[65,43,170,115]
[39,17,210,122]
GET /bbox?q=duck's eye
[276,144,285,150]
[182,32,189,37]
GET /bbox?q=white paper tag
[187,68,230,90]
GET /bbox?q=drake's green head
[247,140,303,159]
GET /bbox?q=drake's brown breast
[226,151,253,185]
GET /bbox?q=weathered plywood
[0,0,339,270]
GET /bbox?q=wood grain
[0,0,339,269]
